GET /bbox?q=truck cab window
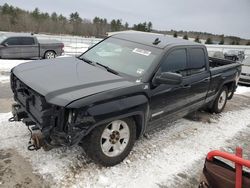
[161,49,188,76]
[188,48,206,75]
[5,37,21,45]
[21,37,35,45]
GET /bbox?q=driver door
[148,48,192,127]
[1,37,22,59]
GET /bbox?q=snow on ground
[0,107,250,187]
[235,85,250,95]
[0,55,70,83]
[0,59,30,72]
[0,75,10,83]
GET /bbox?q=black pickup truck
[9,32,241,166]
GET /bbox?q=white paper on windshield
[132,48,151,56]
[136,68,145,74]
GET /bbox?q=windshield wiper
[77,57,95,65]
[96,62,119,75]
[78,57,119,75]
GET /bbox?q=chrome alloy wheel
[218,90,227,110]
[100,120,130,157]
[46,51,55,59]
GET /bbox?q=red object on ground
[207,147,250,188]
[235,147,243,188]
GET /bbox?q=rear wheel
[82,118,136,166]
[44,51,56,59]
[210,86,228,113]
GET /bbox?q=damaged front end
[10,73,95,151]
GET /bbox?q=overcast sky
[1,0,250,39]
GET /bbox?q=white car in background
[239,57,250,85]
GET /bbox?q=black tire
[210,86,228,113]
[44,51,56,59]
[82,118,136,166]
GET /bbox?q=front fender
[71,94,149,144]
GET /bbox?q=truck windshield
[79,37,162,77]
[0,34,7,44]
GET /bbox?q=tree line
[172,31,250,45]
[0,3,249,45]
[0,3,152,37]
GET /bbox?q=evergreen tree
[183,34,188,40]
[173,32,177,38]
[124,22,129,30]
[194,36,201,43]
[51,12,58,21]
[147,21,152,32]
[219,36,224,45]
[205,38,212,44]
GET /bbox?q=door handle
[182,84,191,89]
[203,78,210,82]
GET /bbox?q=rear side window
[188,48,206,75]
[21,37,35,45]
[161,49,188,76]
[5,37,21,45]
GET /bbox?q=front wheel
[82,118,136,166]
[44,51,56,59]
[210,86,228,113]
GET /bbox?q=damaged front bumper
[9,74,94,151]
[9,102,94,151]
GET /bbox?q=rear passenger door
[186,47,210,107]
[1,37,22,58]
[20,37,39,59]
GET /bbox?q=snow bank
[0,59,30,83]
[1,107,250,187]
[235,85,250,95]
[0,75,10,83]
[0,59,30,72]
[0,55,70,83]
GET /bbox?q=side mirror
[3,42,8,47]
[154,72,183,85]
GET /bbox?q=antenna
[153,38,161,45]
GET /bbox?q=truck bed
[209,57,237,68]
[209,57,241,76]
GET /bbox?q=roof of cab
[112,31,203,49]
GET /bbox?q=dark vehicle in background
[0,33,64,59]
[224,50,245,62]
[239,57,250,85]
[9,32,241,166]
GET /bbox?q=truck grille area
[11,73,66,130]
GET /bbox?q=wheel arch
[44,50,56,58]
[85,111,146,140]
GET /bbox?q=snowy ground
[0,57,70,84]
[235,85,250,95]
[0,86,250,187]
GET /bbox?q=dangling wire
[8,116,15,122]
[27,125,33,144]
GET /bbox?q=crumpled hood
[12,57,135,106]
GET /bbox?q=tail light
[61,44,64,53]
